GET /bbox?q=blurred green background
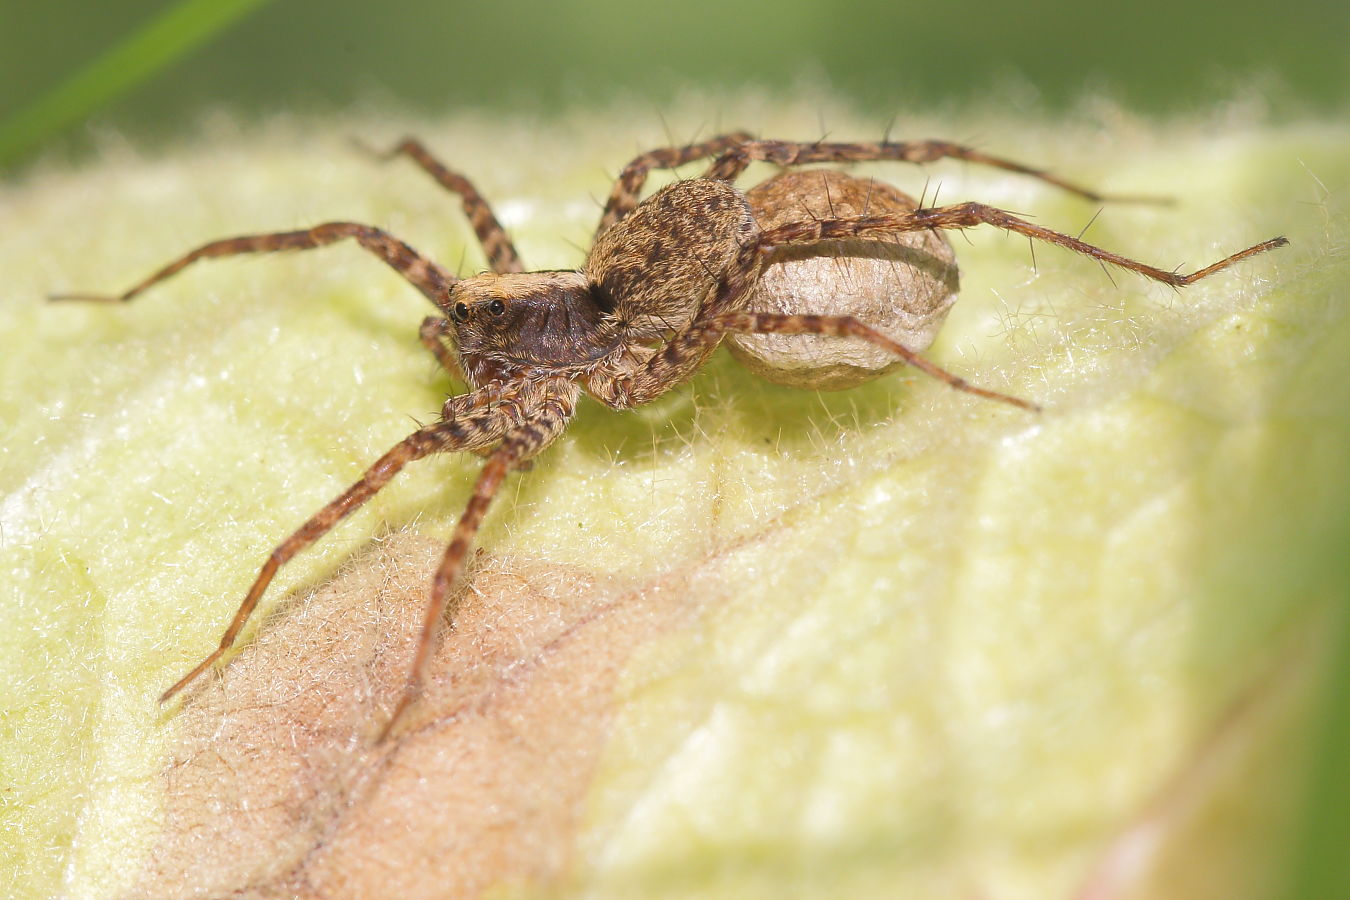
[2,1,1346,896]
[2,0,1349,165]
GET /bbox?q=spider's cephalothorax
[446,271,604,382]
[56,133,1287,740]
[448,179,757,386]
[449,178,763,408]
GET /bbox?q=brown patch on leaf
[130,530,702,899]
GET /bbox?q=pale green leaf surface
[1,100,1346,898]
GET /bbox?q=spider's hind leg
[756,202,1286,289]
[701,138,1165,205]
[709,311,1038,410]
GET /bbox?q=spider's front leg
[359,136,525,274]
[379,377,580,742]
[156,383,564,706]
[53,218,475,378]
[52,221,455,310]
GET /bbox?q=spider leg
[702,139,1168,205]
[708,312,1038,410]
[757,202,1288,288]
[595,131,755,239]
[51,221,455,311]
[419,318,486,429]
[359,136,524,274]
[378,378,579,743]
[594,131,1166,242]
[592,294,1032,411]
[158,390,525,705]
[418,315,464,380]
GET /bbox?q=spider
[56,132,1286,741]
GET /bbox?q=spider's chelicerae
[58,133,1286,740]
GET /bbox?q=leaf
[1,103,1346,899]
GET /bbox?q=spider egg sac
[729,169,959,391]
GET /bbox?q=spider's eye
[487,299,506,317]
[451,301,470,323]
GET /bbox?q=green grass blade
[0,0,277,167]
[1287,591,1350,899]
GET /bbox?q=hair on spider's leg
[1099,260,1120,289]
[881,114,898,146]
[655,110,682,159]
[50,222,456,311]
[822,174,838,220]
[1077,208,1105,241]
[355,136,524,274]
[861,176,878,216]
[157,398,519,705]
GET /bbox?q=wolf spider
[56,132,1286,741]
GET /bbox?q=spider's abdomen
[730,169,959,391]
[584,178,759,341]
